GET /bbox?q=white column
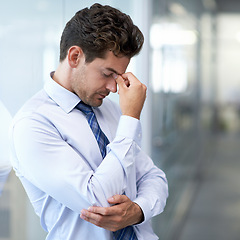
[132,0,153,155]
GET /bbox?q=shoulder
[11,90,54,130]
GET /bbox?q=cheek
[91,76,107,89]
[84,70,108,91]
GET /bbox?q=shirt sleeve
[133,148,168,224]
[10,113,168,216]
[108,115,168,223]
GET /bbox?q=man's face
[71,51,130,107]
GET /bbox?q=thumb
[108,194,128,204]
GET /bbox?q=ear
[67,46,85,68]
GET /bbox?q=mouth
[98,94,106,99]
[98,92,110,99]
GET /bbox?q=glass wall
[150,1,212,239]
[150,0,240,239]
[0,2,63,239]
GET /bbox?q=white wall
[217,14,240,104]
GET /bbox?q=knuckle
[95,215,103,224]
[117,212,125,222]
[122,210,127,218]
[136,81,142,86]
[102,208,108,215]
[141,83,146,90]
[95,222,102,228]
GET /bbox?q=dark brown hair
[59,3,144,62]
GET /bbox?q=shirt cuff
[133,197,152,225]
[116,115,142,147]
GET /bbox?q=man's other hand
[80,194,144,231]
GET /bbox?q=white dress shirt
[9,76,168,240]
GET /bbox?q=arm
[81,141,168,231]
[10,73,148,213]
[80,73,168,230]
[10,115,139,211]
[116,73,168,221]
[134,148,168,222]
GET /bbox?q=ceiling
[215,0,240,13]
[182,0,240,14]
[153,0,240,16]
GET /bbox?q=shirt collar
[44,72,81,114]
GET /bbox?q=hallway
[179,133,240,240]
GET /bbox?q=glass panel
[150,1,202,239]
[0,1,63,239]
[0,1,135,239]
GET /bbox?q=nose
[106,78,117,93]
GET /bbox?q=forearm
[11,115,140,212]
[90,116,141,206]
[134,166,168,223]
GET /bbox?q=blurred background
[0,0,240,239]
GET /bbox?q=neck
[52,60,73,92]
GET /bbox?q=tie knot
[76,101,93,115]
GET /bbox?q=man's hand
[80,194,144,232]
[114,73,147,120]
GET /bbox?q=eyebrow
[105,67,121,75]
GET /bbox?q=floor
[178,133,240,240]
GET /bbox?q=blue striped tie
[112,225,137,240]
[76,101,109,158]
[76,101,138,240]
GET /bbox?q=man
[9,3,168,240]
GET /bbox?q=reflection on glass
[150,23,196,94]
[150,4,200,239]
[0,101,12,195]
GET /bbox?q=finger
[115,75,127,89]
[121,72,139,86]
[87,206,110,216]
[89,204,124,217]
[124,78,130,87]
[80,209,102,221]
[108,194,128,205]
[80,210,103,227]
[80,209,93,220]
[80,209,120,231]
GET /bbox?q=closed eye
[103,73,113,78]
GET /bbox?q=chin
[90,99,103,107]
